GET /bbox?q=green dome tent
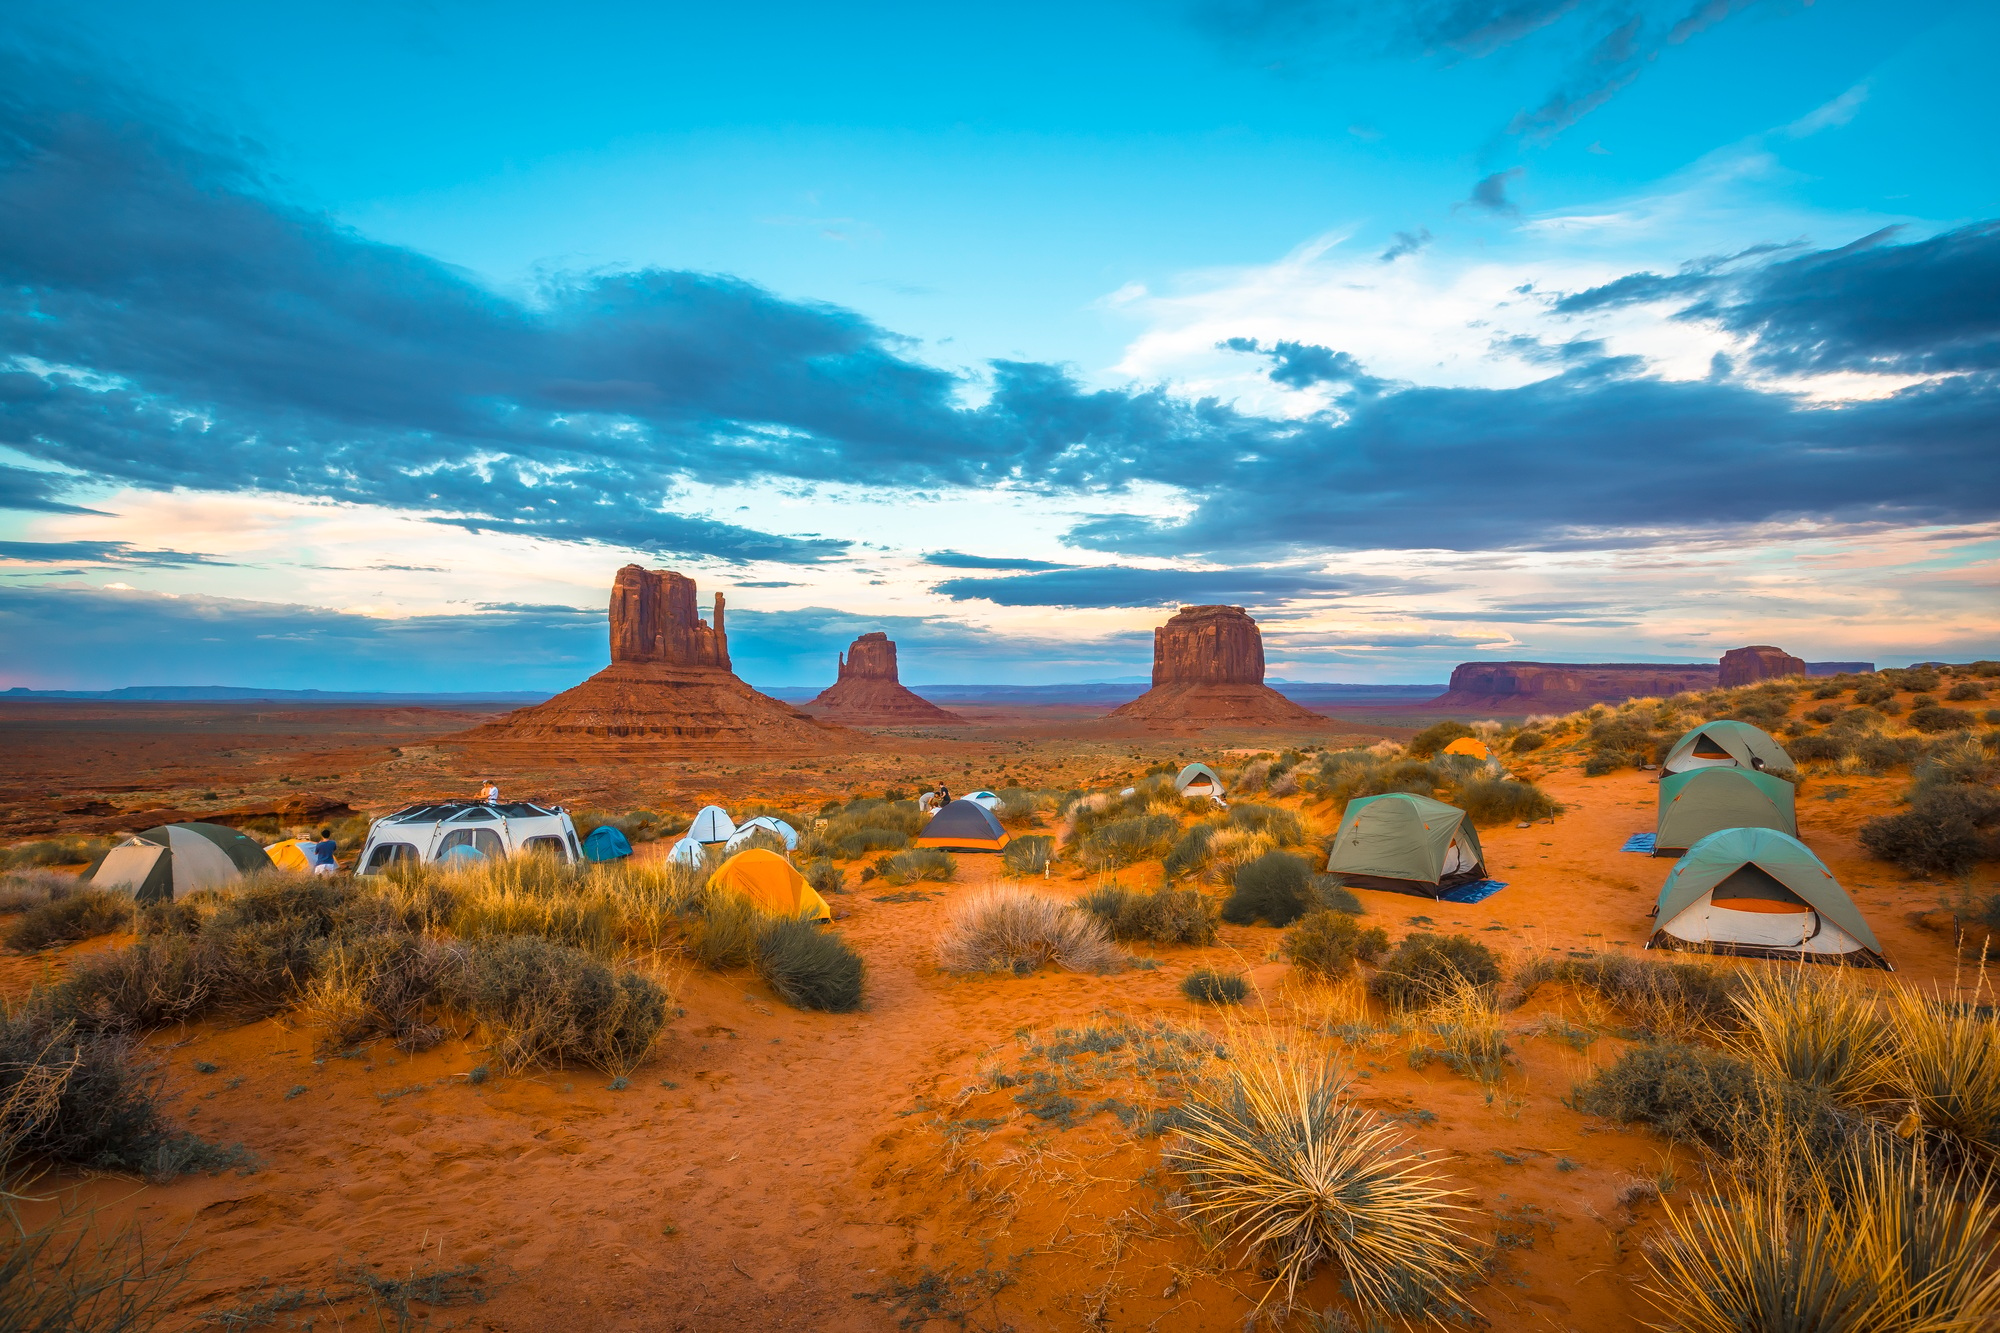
[1649,827,1887,968]
[1654,767,1797,855]
[1661,720,1793,775]
[1174,763,1224,799]
[91,822,273,904]
[1325,793,1486,898]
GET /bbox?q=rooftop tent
[1662,721,1794,775]
[92,821,273,904]
[266,837,318,875]
[1174,763,1224,797]
[689,806,736,844]
[964,791,1002,812]
[666,836,707,867]
[1650,827,1888,968]
[1442,737,1491,761]
[1654,767,1797,855]
[729,816,799,851]
[1324,793,1487,898]
[582,825,633,863]
[914,799,1011,853]
[708,849,832,923]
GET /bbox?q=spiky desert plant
[1883,980,2000,1162]
[933,888,1123,976]
[1170,1043,1476,1316]
[1844,1142,2000,1331]
[1726,967,1892,1108]
[1421,973,1508,1085]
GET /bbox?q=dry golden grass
[1725,966,1893,1108]
[933,888,1124,976]
[1883,976,2000,1163]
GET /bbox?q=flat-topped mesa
[609,564,728,668]
[808,632,967,726]
[1719,644,1807,687]
[1435,661,1719,710]
[1105,605,1326,731]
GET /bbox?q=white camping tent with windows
[689,805,736,844]
[357,801,581,873]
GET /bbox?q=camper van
[356,800,583,873]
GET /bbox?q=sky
[1,0,1996,690]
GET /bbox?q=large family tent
[1174,763,1225,799]
[727,816,798,853]
[265,837,318,874]
[1662,720,1793,775]
[92,822,273,903]
[1324,793,1487,898]
[1649,827,1888,968]
[688,806,736,844]
[708,849,832,922]
[1654,767,1797,855]
[356,801,580,872]
[914,799,1011,853]
[582,825,633,862]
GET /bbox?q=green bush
[1076,814,1181,870]
[1859,786,2000,876]
[1510,952,1744,1034]
[687,892,762,970]
[453,935,667,1074]
[1181,968,1249,1005]
[1454,777,1560,826]
[1220,851,1316,927]
[1225,804,1306,845]
[1908,705,1977,734]
[1280,910,1389,979]
[1162,824,1217,879]
[1073,884,1219,945]
[1368,933,1502,1011]
[4,890,133,952]
[1311,876,1363,915]
[874,849,957,885]
[1855,735,1926,774]
[1573,1043,1853,1159]
[754,917,865,1012]
[833,827,908,858]
[1406,721,1475,759]
[1000,835,1055,876]
[1584,717,1666,774]
[1510,731,1547,754]
[801,858,845,898]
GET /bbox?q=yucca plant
[1883,981,2000,1162]
[1844,1142,2000,1331]
[1726,967,1892,1108]
[1170,1044,1476,1316]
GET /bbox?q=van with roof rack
[356,800,583,873]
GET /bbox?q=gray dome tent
[91,822,273,904]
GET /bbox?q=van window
[364,842,418,873]
[524,835,568,861]
[437,828,505,860]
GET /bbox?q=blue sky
[1,0,1996,689]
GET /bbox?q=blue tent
[583,825,633,863]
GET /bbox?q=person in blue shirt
[311,828,339,875]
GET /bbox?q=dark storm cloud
[921,551,1067,571]
[0,463,103,514]
[0,539,232,566]
[931,564,1392,609]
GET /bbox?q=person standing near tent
[934,782,952,808]
[310,828,339,876]
[479,778,500,803]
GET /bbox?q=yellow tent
[1442,737,1490,761]
[707,849,831,923]
[266,838,317,874]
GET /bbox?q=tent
[582,825,633,862]
[666,836,707,867]
[1174,763,1225,799]
[914,799,1011,852]
[1324,793,1487,898]
[727,816,798,852]
[708,849,832,922]
[1649,827,1888,967]
[689,805,736,844]
[1442,737,1491,761]
[964,791,1002,812]
[266,838,318,875]
[1662,721,1794,775]
[92,822,273,904]
[1655,767,1797,855]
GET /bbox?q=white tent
[964,791,1002,812]
[727,816,798,852]
[688,805,736,844]
[666,836,707,867]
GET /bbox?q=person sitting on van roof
[479,779,500,803]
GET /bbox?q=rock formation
[1103,606,1327,731]
[808,632,966,726]
[1432,661,1720,711]
[465,565,850,753]
[1718,644,1808,687]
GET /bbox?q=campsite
[4,662,1999,1331]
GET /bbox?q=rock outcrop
[808,632,966,726]
[1104,606,1327,731]
[1432,661,1721,711]
[1718,645,1808,687]
[465,565,850,753]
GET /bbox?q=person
[479,778,501,803]
[934,782,952,807]
[310,828,339,876]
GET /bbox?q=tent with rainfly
[1662,720,1794,775]
[1174,762,1225,799]
[1649,827,1888,968]
[265,837,319,874]
[707,849,831,922]
[688,805,736,844]
[582,825,633,862]
[91,822,273,903]
[914,798,1011,852]
[1654,766,1797,855]
[1324,793,1487,898]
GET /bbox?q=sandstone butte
[808,632,967,726]
[1718,643,1807,687]
[464,565,850,753]
[1103,604,1327,730]
[1434,647,1873,710]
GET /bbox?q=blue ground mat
[1438,879,1507,904]
[1620,832,1657,854]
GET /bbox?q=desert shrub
[1510,731,1547,754]
[686,892,762,970]
[1406,720,1475,759]
[1854,734,1926,774]
[1946,682,1989,702]
[299,933,458,1053]
[1220,851,1316,927]
[1787,732,1850,763]
[450,881,620,958]
[1883,984,2000,1162]
[0,869,75,913]
[874,849,957,886]
[452,936,667,1074]
[1280,910,1388,979]
[1584,717,1667,774]
[4,890,133,952]
[1074,884,1219,945]
[1859,785,2000,876]
[753,917,864,1012]
[1908,705,1977,734]
[1575,1042,1852,1159]
[1508,952,1743,1035]
[1169,1044,1476,1314]
[1077,814,1181,871]
[832,827,908,858]
[0,837,116,871]
[826,798,928,838]
[1726,967,1891,1107]
[1367,933,1502,1011]
[1453,776,1560,826]
[1162,823,1217,880]
[1181,968,1249,1005]
[1225,803,1306,845]
[1311,876,1363,915]
[1000,835,1054,877]
[1885,667,1942,693]
[933,888,1123,976]
[801,858,845,898]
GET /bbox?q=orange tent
[1442,737,1490,761]
[707,848,832,923]
[265,838,318,874]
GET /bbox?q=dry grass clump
[1221,851,1318,927]
[686,891,762,970]
[0,869,75,913]
[1074,883,1219,945]
[1182,968,1249,1005]
[298,934,461,1054]
[1726,967,1892,1108]
[753,916,865,1012]
[999,835,1054,878]
[1883,981,2000,1163]
[1368,933,1502,1012]
[1280,911,1387,980]
[1508,950,1743,1036]
[801,857,845,898]
[934,888,1124,976]
[4,890,133,953]
[0,836,117,872]
[1415,975,1510,1084]
[1075,814,1180,871]
[1170,1043,1476,1316]
[872,848,957,886]
[452,935,668,1074]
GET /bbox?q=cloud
[0,463,105,515]
[1466,168,1523,215]
[1379,228,1432,262]
[1218,338,1389,394]
[0,539,232,566]
[921,551,1067,571]
[931,564,1387,608]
